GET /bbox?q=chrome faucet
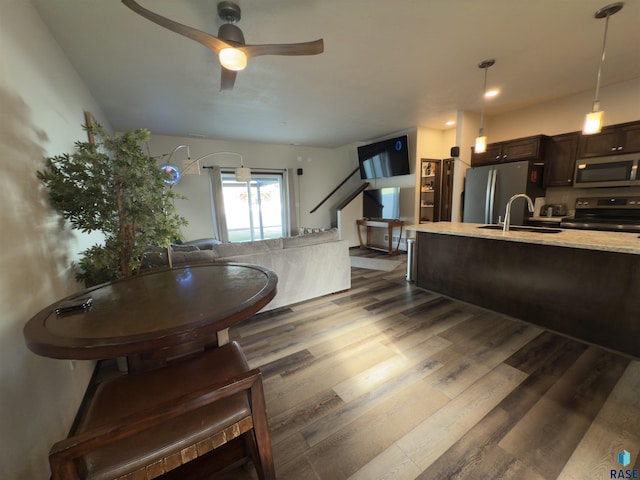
[503,193,534,232]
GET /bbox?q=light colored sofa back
[218,238,350,312]
[211,238,283,258]
[281,228,340,249]
[143,229,350,312]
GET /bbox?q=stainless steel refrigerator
[462,161,544,225]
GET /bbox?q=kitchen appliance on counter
[528,202,568,227]
[539,203,568,217]
[463,161,544,225]
[560,196,640,233]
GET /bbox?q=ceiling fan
[122,0,324,91]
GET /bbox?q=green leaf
[38,121,187,286]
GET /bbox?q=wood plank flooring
[220,249,640,480]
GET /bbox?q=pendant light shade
[583,110,605,135]
[235,166,251,182]
[475,59,495,154]
[181,157,201,175]
[583,2,624,135]
[475,134,487,154]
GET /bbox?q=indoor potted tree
[38,121,187,286]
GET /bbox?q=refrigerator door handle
[488,168,497,223]
[484,168,495,224]
[484,169,491,224]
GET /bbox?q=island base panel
[416,231,640,359]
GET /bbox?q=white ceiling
[32,0,640,148]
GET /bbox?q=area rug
[349,255,403,272]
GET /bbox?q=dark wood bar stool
[49,341,275,480]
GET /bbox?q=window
[220,171,287,242]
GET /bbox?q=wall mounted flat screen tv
[362,187,401,220]
[358,135,411,180]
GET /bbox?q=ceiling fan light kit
[583,2,624,135]
[121,0,324,90]
[475,59,495,154]
[219,48,247,71]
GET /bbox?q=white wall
[487,77,640,141]
[148,129,428,250]
[338,192,363,248]
[145,134,362,240]
[451,111,481,222]
[0,2,111,478]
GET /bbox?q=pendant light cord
[593,13,611,111]
[479,66,489,134]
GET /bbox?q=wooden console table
[356,219,404,255]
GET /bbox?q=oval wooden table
[23,263,277,372]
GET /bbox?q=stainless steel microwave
[574,153,640,188]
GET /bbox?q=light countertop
[406,221,640,255]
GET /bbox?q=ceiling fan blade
[122,0,231,53]
[220,68,237,91]
[242,39,324,58]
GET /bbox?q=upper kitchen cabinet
[470,143,502,166]
[578,120,640,158]
[471,135,547,167]
[543,132,579,187]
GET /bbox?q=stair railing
[309,166,361,214]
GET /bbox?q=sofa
[142,229,351,312]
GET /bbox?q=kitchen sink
[478,225,563,234]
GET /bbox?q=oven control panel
[575,196,640,209]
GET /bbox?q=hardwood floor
[221,249,640,480]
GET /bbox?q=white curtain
[208,166,229,243]
[285,168,299,236]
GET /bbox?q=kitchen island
[406,222,640,359]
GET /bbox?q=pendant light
[475,59,495,154]
[583,2,624,135]
[235,163,251,183]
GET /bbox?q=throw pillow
[283,228,339,248]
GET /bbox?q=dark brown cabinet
[470,143,502,166]
[543,132,579,187]
[578,120,640,158]
[471,135,547,166]
[418,158,454,223]
[419,159,439,223]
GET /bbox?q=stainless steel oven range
[560,196,640,233]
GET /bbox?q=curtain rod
[201,166,287,172]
